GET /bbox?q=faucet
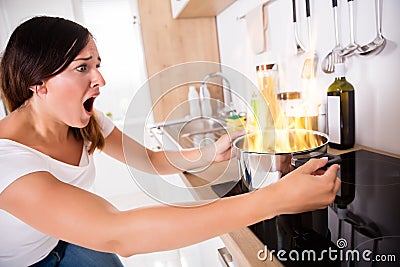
[199,72,234,117]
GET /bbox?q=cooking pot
[233,129,336,191]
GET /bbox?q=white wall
[217,0,400,155]
[0,0,152,124]
[0,0,77,115]
[0,0,76,33]
[0,1,9,49]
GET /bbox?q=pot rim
[233,129,329,155]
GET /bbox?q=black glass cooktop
[327,149,400,267]
[221,149,400,266]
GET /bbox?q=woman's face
[42,38,105,128]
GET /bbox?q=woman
[0,16,340,266]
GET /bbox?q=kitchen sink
[151,117,229,149]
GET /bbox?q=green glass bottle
[327,63,355,149]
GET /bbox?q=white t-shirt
[0,111,115,266]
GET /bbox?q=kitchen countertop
[179,145,400,267]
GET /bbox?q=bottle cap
[276,91,301,100]
[335,63,346,77]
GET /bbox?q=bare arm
[102,126,243,175]
[0,158,340,257]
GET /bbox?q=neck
[20,100,70,144]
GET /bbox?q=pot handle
[291,153,341,169]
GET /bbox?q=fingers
[228,129,245,141]
[299,159,341,206]
[231,144,238,158]
[312,169,326,176]
[215,130,244,152]
[323,163,340,182]
[320,164,340,203]
[298,157,329,174]
[333,177,341,194]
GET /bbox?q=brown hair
[0,16,104,153]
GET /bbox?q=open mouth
[83,97,95,113]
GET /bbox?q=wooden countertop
[179,145,399,266]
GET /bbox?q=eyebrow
[73,56,101,62]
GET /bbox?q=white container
[200,84,212,117]
[188,86,201,118]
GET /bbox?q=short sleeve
[95,110,115,138]
[0,143,48,194]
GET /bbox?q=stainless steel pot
[233,129,330,191]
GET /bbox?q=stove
[326,149,400,267]
[216,149,400,266]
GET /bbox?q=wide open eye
[76,65,87,72]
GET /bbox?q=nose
[91,68,106,88]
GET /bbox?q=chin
[68,117,91,129]
[79,118,91,128]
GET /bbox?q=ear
[29,81,47,95]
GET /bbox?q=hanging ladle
[341,0,360,56]
[358,0,386,55]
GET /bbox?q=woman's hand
[104,125,245,175]
[212,129,245,163]
[272,157,341,215]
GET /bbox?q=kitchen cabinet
[137,0,223,122]
[170,0,236,19]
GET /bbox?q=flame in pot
[246,66,322,153]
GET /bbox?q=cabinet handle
[132,15,138,24]
[218,247,235,267]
